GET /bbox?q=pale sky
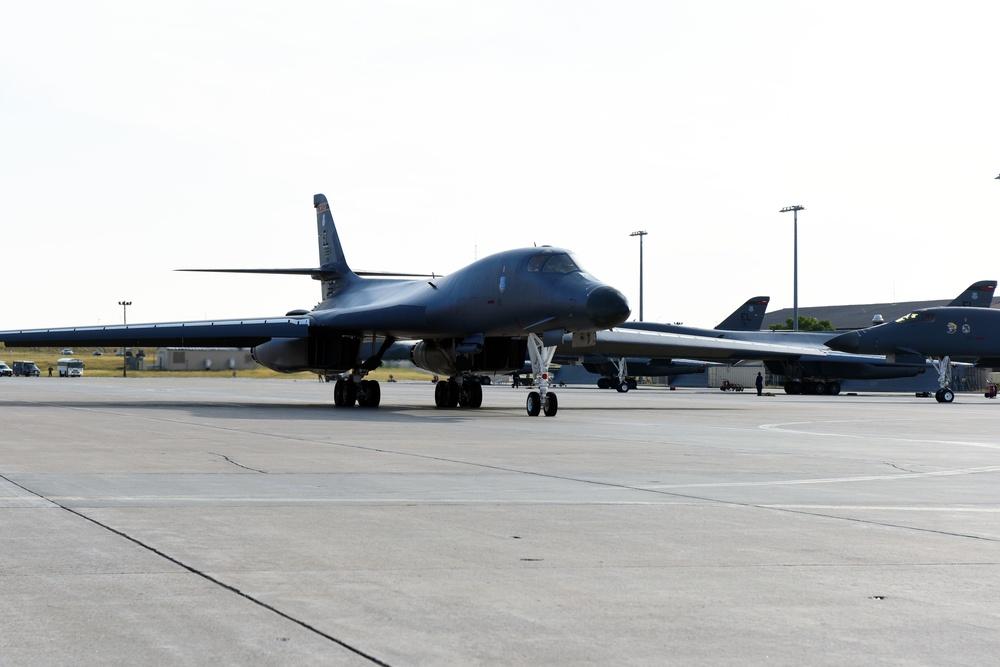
[3,1,999,331]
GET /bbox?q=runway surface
[2,377,999,665]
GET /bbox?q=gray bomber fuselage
[310,247,628,339]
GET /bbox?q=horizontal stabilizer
[178,268,440,279]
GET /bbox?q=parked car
[0,362,13,377]
[61,349,74,355]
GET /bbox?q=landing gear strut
[526,332,558,416]
[931,356,955,403]
[597,357,636,392]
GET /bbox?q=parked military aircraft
[558,281,995,395]
[569,296,771,391]
[0,193,632,416]
[826,304,1000,402]
[763,280,996,395]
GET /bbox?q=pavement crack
[884,462,920,473]
[0,472,392,667]
[208,452,268,473]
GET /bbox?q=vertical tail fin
[948,280,996,307]
[715,296,770,331]
[314,193,356,300]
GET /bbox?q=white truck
[57,358,85,377]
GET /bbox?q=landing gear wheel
[357,379,380,407]
[460,379,483,408]
[935,388,955,403]
[827,382,841,396]
[626,378,638,390]
[597,378,611,390]
[543,392,558,417]
[434,380,449,407]
[784,381,802,395]
[334,379,357,407]
[526,391,541,416]
[616,381,630,393]
[812,381,826,395]
[334,379,346,406]
[446,379,461,407]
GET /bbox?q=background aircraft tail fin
[715,296,770,331]
[948,280,996,307]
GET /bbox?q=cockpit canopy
[526,250,581,274]
[894,311,936,324]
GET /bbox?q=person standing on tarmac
[755,371,764,396]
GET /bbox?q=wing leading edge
[0,318,311,349]
[563,328,828,360]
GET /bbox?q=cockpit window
[894,311,934,324]
[526,251,580,274]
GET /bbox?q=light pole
[779,206,804,331]
[630,230,647,321]
[118,301,131,377]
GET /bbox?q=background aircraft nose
[826,330,860,352]
[587,286,631,328]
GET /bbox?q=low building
[156,348,257,372]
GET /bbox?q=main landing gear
[333,375,381,407]
[596,357,636,392]
[331,336,395,408]
[434,377,484,408]
[783,379,841,395]
[525,332,558,416]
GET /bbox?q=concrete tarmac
[2,377,999,665]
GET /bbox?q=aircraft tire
[626,378,638,390]
[784,381,802,395]
[333,379,345,406]
[543,392,558,417]
[597,378,611,390]
[434,380,449,407]
[936,388,955,403]
[526,391,541,416]
[446,379,461,407]
[616,381,629,393]
[812,382,826,395]
[827,382,841,395]
[344,380,357,407]
[334,379,356,407]
[460,379,483,408]
[358,380,380,408]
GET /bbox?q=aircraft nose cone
[587,286,631,328]
[826,330,860,353]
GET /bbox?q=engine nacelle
[252,336,361,373]
[410,337,528,376]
